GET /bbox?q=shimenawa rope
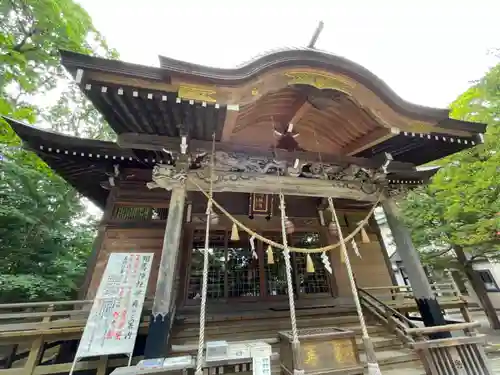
[194,133,216,375]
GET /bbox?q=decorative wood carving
[147,164,382,201]
[200,151,287,174]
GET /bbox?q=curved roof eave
[60,49,486,134]
[159,48,451,123]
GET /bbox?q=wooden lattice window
[111,205,168,221]
[264,232,291,297]
[187,231,227,300]
[293,232,330,294]
[227,232,260,297]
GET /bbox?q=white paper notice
[251,342,272,375]
[76,253,154,359]
[252,356,271,375]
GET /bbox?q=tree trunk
[454,245,500,329]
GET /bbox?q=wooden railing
[360,281,472,323]
[359,287,477,337]
[359,293,492,375]
[358,288,419,345]
[361,282,464,301]
[0,299,154,375]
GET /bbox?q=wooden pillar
[382,198,450,339]
[144,186,187,359]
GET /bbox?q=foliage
[0,0,117,143]
[0,156,96,301]
[0,0,117,301]
[400,61,500,270]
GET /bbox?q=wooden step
[360,349,419,368]
[169,307,419,373]
[171,334,403,356]
[181,348,419,375]
[172,315,364,340]
[176,306,357,324]
[170,325,388,347]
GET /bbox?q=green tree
[1,0,117,143]
[400,61,500,328]
[0,157,95,301]
[0,0,117,301]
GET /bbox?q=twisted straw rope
[188,177,382,253]
[278,193,300,343]
[194,134,216,375]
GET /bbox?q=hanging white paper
[76,253,154,359]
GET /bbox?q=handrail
[362,283,459,294]
[406,321,480,335]
[0,298,154,310]
[358,288,418,329]
[359,286,478,346]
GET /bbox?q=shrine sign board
[76,252,154,359]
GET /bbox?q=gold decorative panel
[284,71,354,91]
[178,85,217,103]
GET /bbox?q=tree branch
[423,246,453,259]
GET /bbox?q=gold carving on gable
[178,85,217,103]
[284,71,354,91]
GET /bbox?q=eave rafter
[342,128,393,156]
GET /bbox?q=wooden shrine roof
[59,49,486,166]
[7,117,441,208]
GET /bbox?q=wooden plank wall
[332,215,393,298]
[86,228,164,299]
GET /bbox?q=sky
[76,0,498,216]
[77,0,499,108]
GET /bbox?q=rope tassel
[360,223,370,243]
[267,245,275,264]
[306,254,315,273]
[230,222,240,241]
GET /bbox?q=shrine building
[2,46,489,375]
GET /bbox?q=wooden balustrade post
[1,345,18,369]
[24,304,54,374]
[382,198,450,339]
[446,269,474,330]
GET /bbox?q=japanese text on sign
[76,253,154,359]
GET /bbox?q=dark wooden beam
[117,132,382,168]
